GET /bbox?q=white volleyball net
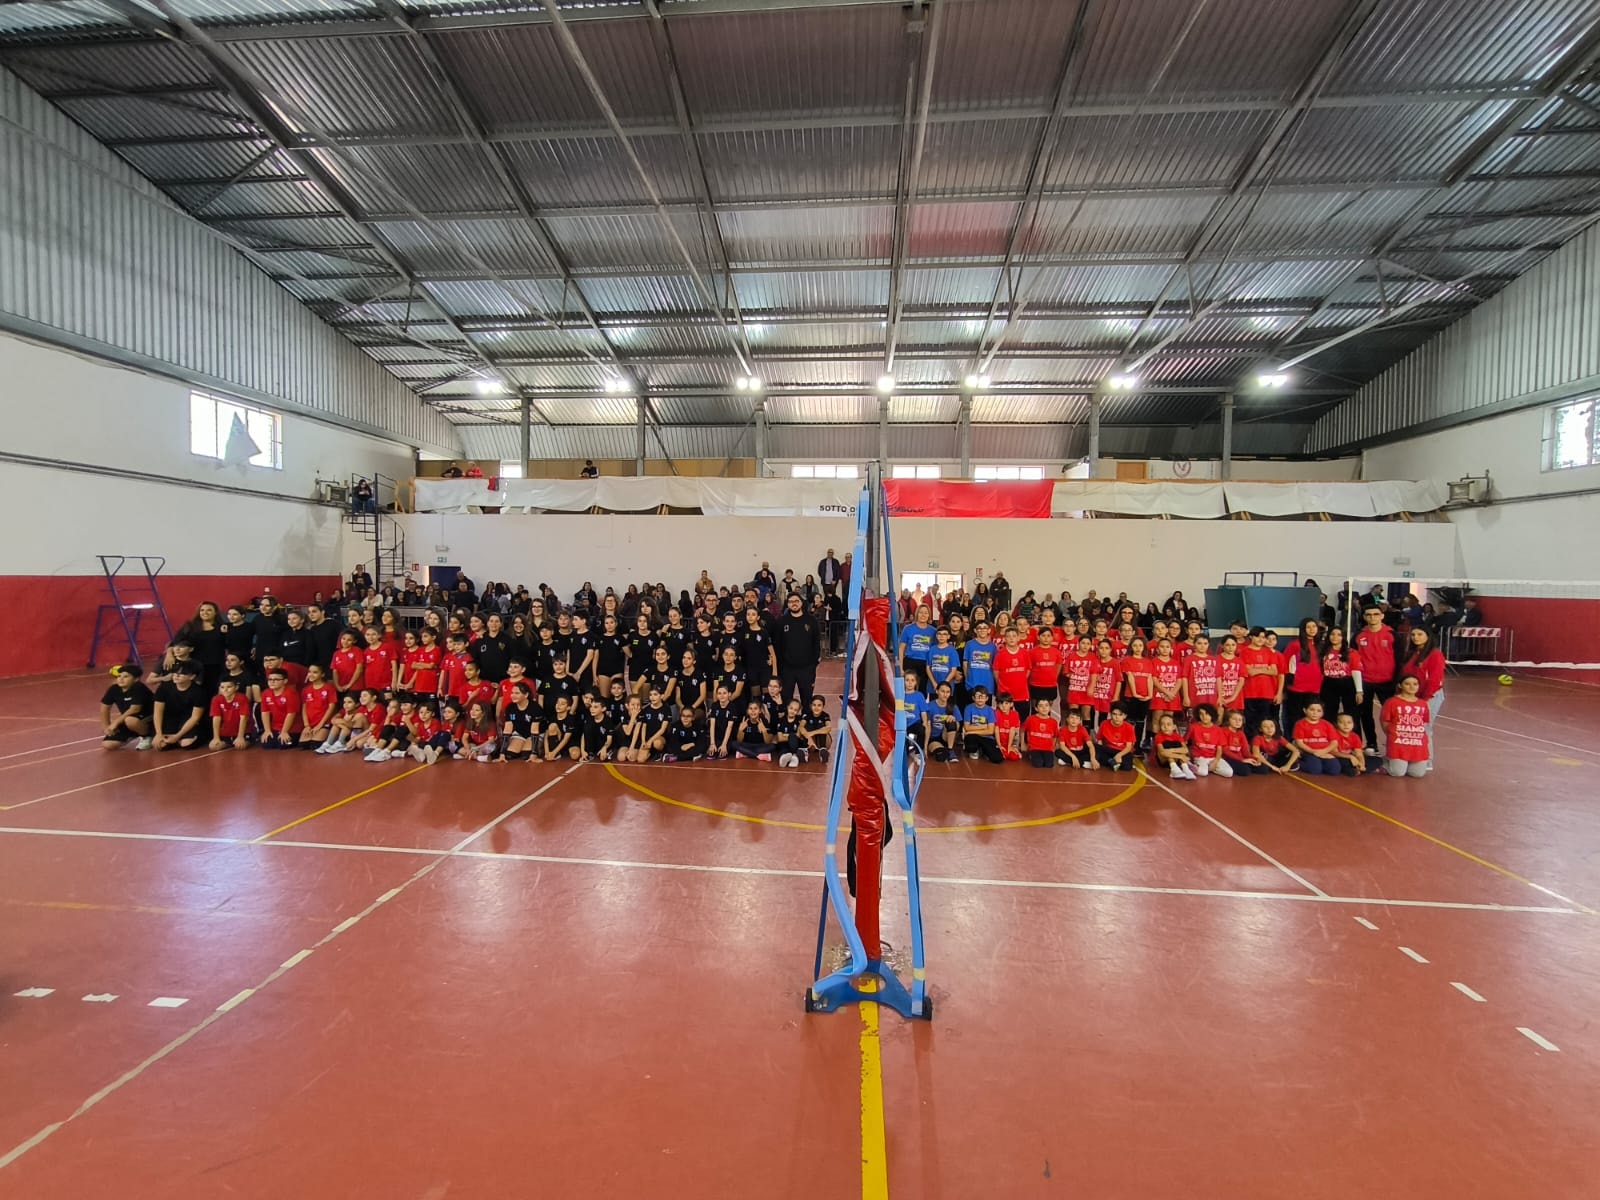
[1340,578,1600,679]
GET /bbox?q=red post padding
[846,598,898,959]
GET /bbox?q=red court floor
[0,668,1596,1198]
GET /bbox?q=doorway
[899,572,964,609]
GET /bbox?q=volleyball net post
[806,462,932,1021]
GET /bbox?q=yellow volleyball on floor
[1497,673,1514,686]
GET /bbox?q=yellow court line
[858,980,889,1200]
[1289,774,1599,915]
[603,764,825,830]
[0,896,288,921]
[606,765,1146,834]
[251,765,430,842]
[918,772,1146,832]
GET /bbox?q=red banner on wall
[882,479,1054,519]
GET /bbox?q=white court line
[0,752,218,811]
[0,823,1577,914]
[1135,766,1329,897]
[0,748,100,774]
[148,997,188,1009]
[1451,982,1487,1003]
[1398,946,1429,964]
[1439,715,1600,759]
[0,764,583,1174]
[0,736,101,762]
[1516,1027,1561,1052]
[1354,917,1379,931]
[13,988,54,998]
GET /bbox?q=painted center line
[1516,1027,1561,1053]
[1450,982,1487,1003]
[1398,946,1429,964]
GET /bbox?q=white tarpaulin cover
[411,476,1448,518]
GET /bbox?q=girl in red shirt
[361,625,397,696]
[1087,641,1118,724]
[1022,700,1059,768]
[994,694,1023,761]
[1055,710,1097,768]
[397,630,424,697]
[1148,638,1186,718]
[412,626,444,698]
[1186,707,1228,776]
[458,700,499,762]
[1290,699,1340,775]
[299,664,338,750]
[321,693,363,754]
[331,630,364,695]
[1250,717,1298,775]
[1380,673,1432,778]
[408,700,449,765]
[1399,629,1446,767]
[1184,633,1220,723]
[1063,635,1096,721]
[1282,618,1325,725]
[1218,710,1254,776]
[1150,713,1194,779]
[1215,635,1246,715]
[1117,636,1154,747]
[1318,626,1362,720]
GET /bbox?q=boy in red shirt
[1354,604,1397,754]
[299,664,339,750]
[1332,712,1367,776]
[993,629,1033,710]
[1097,704,1138,771]
[994,693,1022,761]
[208,678,252,751]
[1027,629,1063,717]
[258,668,301,749]
[439,633,471,703]
[1022,699,1059,768]
[1239,627,1281,735]
[1379,673,1431,778]
[1055,709,1098,769]
[1290,699,1340,774]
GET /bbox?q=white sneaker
[364,749,389,763]
[424,746,439,764]
[1182,763,1198,780]
[1169,763,1184,779]
[314,742,332,754]
[389,748,408,760]
[136,737,153,750]
[782,753,798,767]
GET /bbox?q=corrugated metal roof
[766,395,879,425]
[7,0,1600,449]
[1325,0,1600,93]
[970,394,1090,423]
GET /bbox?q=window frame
[189,390,283,471]
[1544,396,1599,472]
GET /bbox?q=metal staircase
[87,555,175,668]
[347,473,408,585]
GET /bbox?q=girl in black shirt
[594,614,628,695]
[741,607,777,687]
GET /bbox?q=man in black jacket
[817,549,842,598]
[305,603,340,669]
[776,591,822,707]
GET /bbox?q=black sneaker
[817,747,830,764]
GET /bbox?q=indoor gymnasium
[2,1,1599,1197]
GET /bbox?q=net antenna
[806,461,932,1020]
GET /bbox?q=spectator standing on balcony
[464,463,484,479]
[990,570,1013,614]
[352,477,376,514]
[580,460,599,478]
[441,463,465,479]
[350,564,373,593]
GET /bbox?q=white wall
[388,512,1457,609]
[0,330,416,577]
[1141,458,1360,481]
[1361,406,1600,581]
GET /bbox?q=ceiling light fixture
[736,375,762,391]
[1108,374,1139,390]
[475,378,505,396]
[1257,372,1290,388]
[876,374,896,393]
[603,375,632,394]
[964,373,992,389]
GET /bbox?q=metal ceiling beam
[69,90,1558,148]
[966,0,1093,376]
[89,0,518,391]
[883,0,941,372]
[1265,19,1600,365]
[641,0,755,374]
[371,0,639,390]
[534,0,754,378]
[1279,204,1600,371]
[1115,0,1383,377]
[424,382,1348,398]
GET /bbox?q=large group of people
[95,558,1443,781]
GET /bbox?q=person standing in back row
[1353,604,1397,755]
[818,549,842,599]
[775,592,821,707]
